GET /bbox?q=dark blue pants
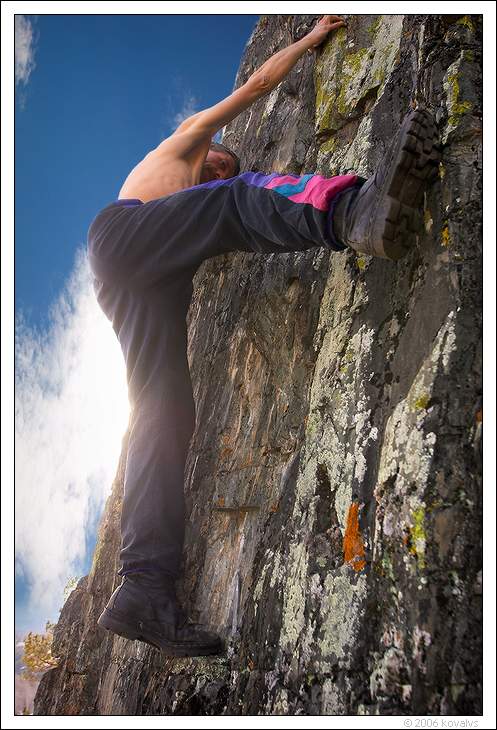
[87,171,358,579]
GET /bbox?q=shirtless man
[117,16,346,203]
[88,15,439,656]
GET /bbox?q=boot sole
[97,607,224,657]
[375,108,441,260]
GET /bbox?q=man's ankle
[122,570,177,594]
[329,182,363,249]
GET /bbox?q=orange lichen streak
[343,501,366,572]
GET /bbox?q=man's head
[200,142,240,183]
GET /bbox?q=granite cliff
[34,14,482,715]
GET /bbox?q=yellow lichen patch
[319,137,337,155]
[414,394,430,410]
[439,162,446,180]
[343,501,366,572]
[456,15,475,32]
[409,507,427,569]
[441,224,450,247]
[367,16,382,37]
[356,257,366,271]
[314,16,403,135]
[448,100,472,128]
[373,67,386,87]
[344,47,369,74]
[443,64,474,134]
[336,49,370,117]
[343,347,354,364]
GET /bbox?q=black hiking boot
[97,573,224,657]
[332,108,441,260]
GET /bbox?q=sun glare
[15,249,130,619]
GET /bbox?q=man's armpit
[156,127,211,158]
[172,112,202,135]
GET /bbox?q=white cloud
[15,15,37,87]
[15,248,129,621]
[172,93,198,130]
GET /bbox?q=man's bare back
[117,15,346,204]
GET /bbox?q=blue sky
[16,13,258,330]
[15,13,258,635]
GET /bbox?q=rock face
[34,14,482,716]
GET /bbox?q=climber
[87,15,439,657]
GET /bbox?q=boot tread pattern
[377,108,440,260]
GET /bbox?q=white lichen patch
[269,548,284,588]
[317,105,374,175]
[424,207,434,234]
[274,251,389,673]
[318,17,403,125]
[376,395,437,499]
[309,572,323,600]
[318,570,368,663]
[334,451,356,530]
[434,311,456,372]
[412,626,432,674]
[321,678,344,714]
[243,108,253,134]
[370,645,409,700]
[293,451,322,508]
[263,87,280,120]
[344,115,374,176]
[307,309,378,533]
[343,326,378,488]
[341,17,403,115]
[417,21,426,72]
[377,313,456,490]
[298,612,318,667]
[271,688,289,715]
[279,540,309,653]
[253,553,271,604]
[373,313,457,571]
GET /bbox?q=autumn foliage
[20,622,58,680]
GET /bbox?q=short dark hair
[209,141,241,176]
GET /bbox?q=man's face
[200,150,237,183]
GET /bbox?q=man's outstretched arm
[241,15,347,99]
[161,15,345,154]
